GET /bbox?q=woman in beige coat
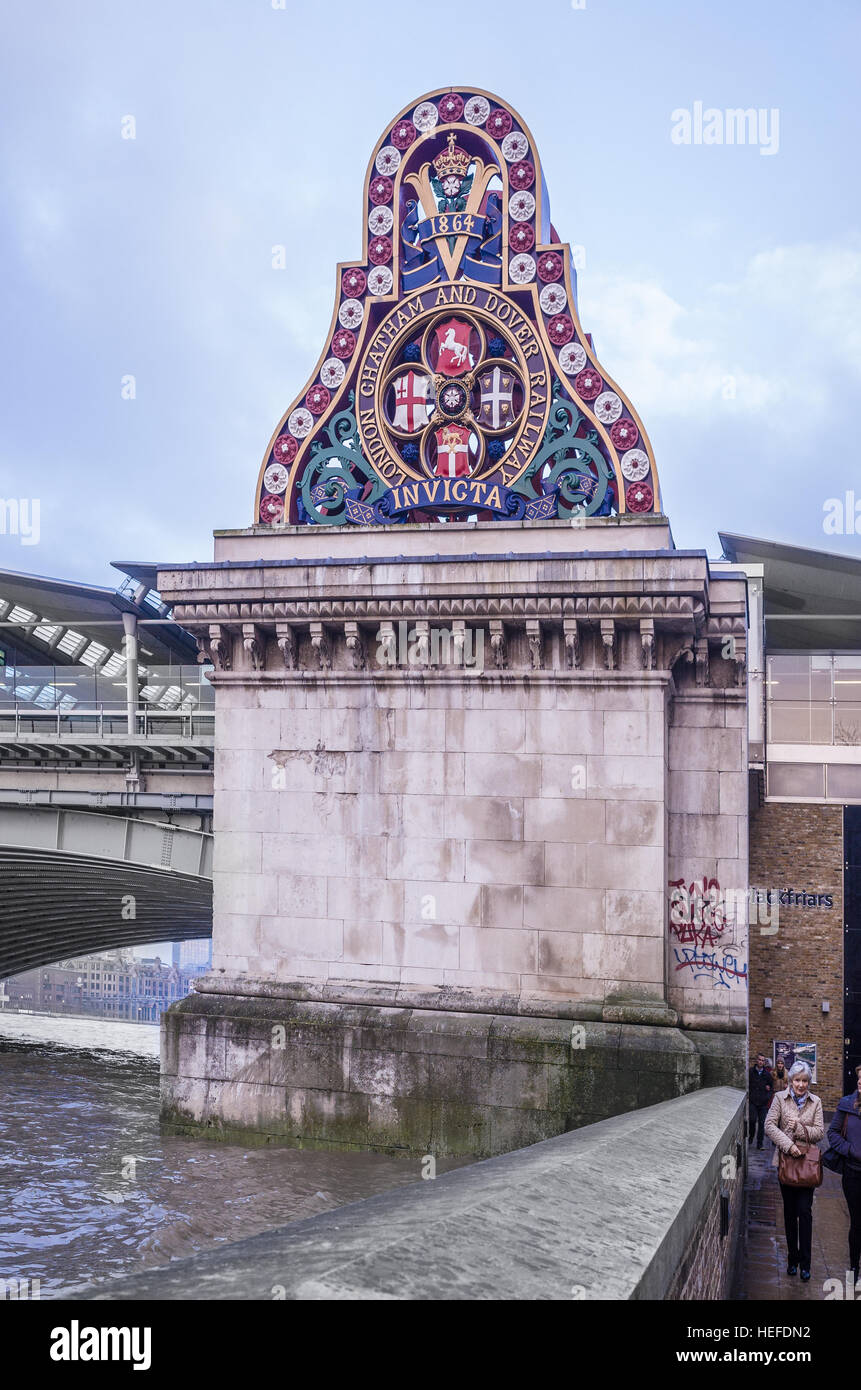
[764,1061,825,1280]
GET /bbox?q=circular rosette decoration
[464,95,490,126]
[305,384,330,415]
[263,462,289,495]
[391,119,416,150]
[375,145,401,177]
[288,407,313,438]
[509,191,535,222]
[487,108,513,139]
[510,222,535,253]
[367,266,393,295]
[625,480,653,512]
[610,418,638,451]
[574,367,602,400]
[501,130,528,161]
[537,252,563,283]
[620,447,650,481]
[368,235,393,266]
[321,358,346,389]
[272,434,297,466]
[558,342,587,375]
[509,161,535,191]
[547,315,574,346]
[539,283,567,316]
[594,390,622,425]
[413,101,439,131]
[260,494,284,523]
[369,174,393,205]
[368,206,393,236]
[509,254,536,284]
[438,93,464,122]
[332,328,356,359]
[341,268,366,298]
[339,298,364,329]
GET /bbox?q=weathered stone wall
[748,800,844,1107]
[162,991,738,1156]
[667,690,749,1031]
[158,518,748,1149]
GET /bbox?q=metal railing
[0,704,215,741]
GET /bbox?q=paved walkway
[743,1129,855,1300]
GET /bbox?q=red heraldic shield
[433,318,472,376]
[434,424,471,478]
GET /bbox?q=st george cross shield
[434,424,471,477]
[391,371,431,432]
[478,366,516,430]
[433,318,472,376]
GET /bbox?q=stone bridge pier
[157,514,748,1157]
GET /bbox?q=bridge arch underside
[0,848,212,978]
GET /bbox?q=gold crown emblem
[433,132,471,180]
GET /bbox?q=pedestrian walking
[826,1064,861,1285]
[748,1051,774,1149]
[772,1057,788,1091]
[764,1061,825,1280]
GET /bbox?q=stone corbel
[208,623,231,671]
[489,620,507,669]
[640,619,655,671]
[344,621,365,670]
[310,622,332,671]
[241,623,266,672]
[563,618,581,670]
[695,636,709,688]
[600,619,616,671]
[413,619,430,667]
[377,621,397,668]
[275,622,296,670]
[526,619,542,671]
[452,619,466,668]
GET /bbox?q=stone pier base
[161,992,744,1157]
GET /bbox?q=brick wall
[666,1106,746,1299]
[748,802,844,1108]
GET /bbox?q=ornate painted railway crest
[256,87,659,528]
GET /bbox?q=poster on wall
[774,1040,818,1084]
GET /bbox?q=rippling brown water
[0,1012,460,1299]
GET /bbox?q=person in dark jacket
[749,1053,774,1149]
[827,1064,861,1284]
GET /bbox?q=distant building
[2,948,207,1023]
[171,938,212,970]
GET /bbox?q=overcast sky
[2,0,860,587]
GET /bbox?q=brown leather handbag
[778,1122,823,1188]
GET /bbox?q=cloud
[579,239,861,436]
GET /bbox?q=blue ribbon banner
[343,478,557,524]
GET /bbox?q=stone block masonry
[162,989,736,1156]
[158,516,748,1152]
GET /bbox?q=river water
[0,1012,456,1299]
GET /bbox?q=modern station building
[720,533,861,1106]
